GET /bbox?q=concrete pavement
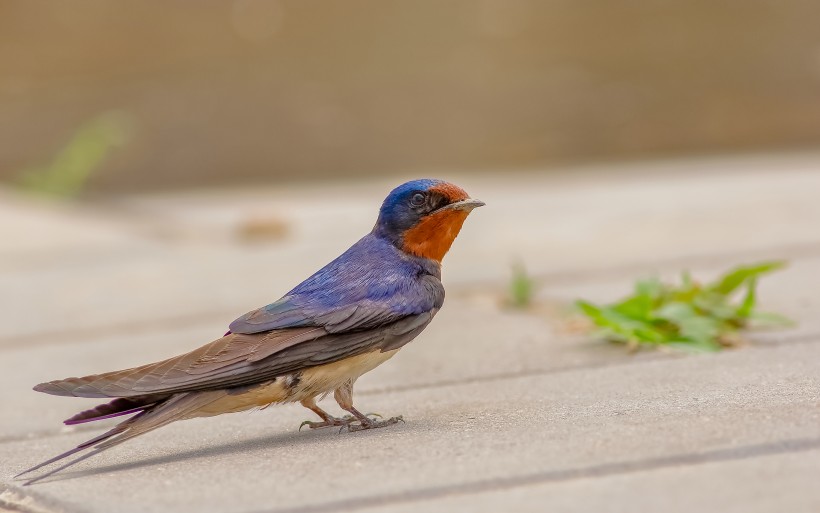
[1,154,819,512]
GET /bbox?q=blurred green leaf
[635,277,664,301]
[612,294,653,320]
[654,302,697,323]
[508,262,535,308]
[576,261,791,352]
[17,110,132,198]
[708,261,785,295]
[678,316,721,345]
[736,277,757,318]
[693,292,738,321]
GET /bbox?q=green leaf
[635,277,664,301]
[736,277,757,318]
[654,302,697,323]
[709,261,786,295]
[577,300,667,345]
[508,263,535,308]
[678,316,721,344]
[613,294,653,320]
[576,260,791,353]
[673,272,701,302]
[17,111,132,198]
[693,292,741,320]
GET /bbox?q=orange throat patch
[401,209,469,262]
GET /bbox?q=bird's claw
[344,415,404,433]
[299,416,354,431]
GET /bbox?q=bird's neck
[399,210,469,262]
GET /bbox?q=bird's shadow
[26,422,397,485]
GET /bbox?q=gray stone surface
[374,449,820,513]
[1,155,819,512]
[2,342,818,513]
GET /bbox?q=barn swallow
[17,179,483,485]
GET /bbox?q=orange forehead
[429,182,469,203]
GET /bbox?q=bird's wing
[34,309,436,399]
[228,296,415,334]
[228,297,317,333]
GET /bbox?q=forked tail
[15,390,228,485]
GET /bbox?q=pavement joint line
[3,242,820,352]
[2,331,817,447]
[250,437,820,513]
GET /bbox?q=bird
[16,178,484,485]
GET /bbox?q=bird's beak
[439,198,486,212]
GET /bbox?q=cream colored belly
[197,349,399,416]
[289,348,399,400]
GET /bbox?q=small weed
[576,261,792,352]
[508,262,536,308]
[16,110,132,198]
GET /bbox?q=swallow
[16,179,484,485]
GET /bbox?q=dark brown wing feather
[34,312,434,399]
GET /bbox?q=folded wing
[34,310,436,399]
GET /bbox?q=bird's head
[373,179,484,262]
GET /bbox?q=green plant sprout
[508,262,536,308]
[16,110,132,198]
[576,261,792,352]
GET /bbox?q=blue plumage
[374,178,443,244]
[229,179,455,335]
[230,233,443,334]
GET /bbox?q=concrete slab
[371,448,820,513]
[1,341,818,513]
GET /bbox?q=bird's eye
[409,192,426,207]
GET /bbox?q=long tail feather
[15,412,145,479]
[17,390,227,485]
[64,397,160,425]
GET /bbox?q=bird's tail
[15,390,228,485]
[63,396,161,425]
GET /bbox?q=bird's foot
[299,415,356,431]
[346,414,404,432]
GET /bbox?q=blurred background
[2,0,820,193]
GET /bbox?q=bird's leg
[334,381,403,432]
[298,397,354,430]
